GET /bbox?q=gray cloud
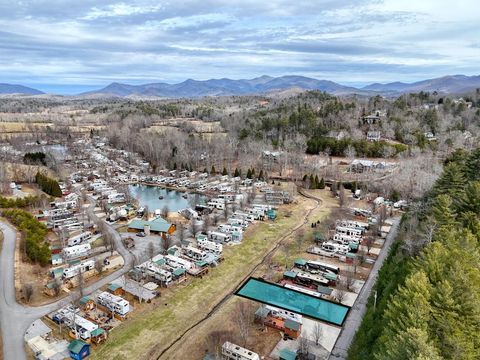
[0,0,478,92]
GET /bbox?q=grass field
[91,195,318,360]
[162,189,337,360]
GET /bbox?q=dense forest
[348,148,480,360]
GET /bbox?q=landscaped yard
[91,194,319,360]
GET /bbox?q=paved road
[328,217,400,360]
[0,198,133,360]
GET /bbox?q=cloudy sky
[1,0,479,93]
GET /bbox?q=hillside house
[366,131,381,142]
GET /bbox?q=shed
[154,258,166,266]
[195,260,208,268]
[294,259,307,267]
[68,339,90,360]
[79,296,94,310]
[279,348,297,360]
[283,271,297,280]
[51,254,63,265]
[284,319,302,338]
[107,283,124,295]
[90,328,107,344]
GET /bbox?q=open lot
[90,194,318,360]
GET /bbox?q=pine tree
[430,194,457,227]
[309,174,315,189]
[314,175,320,189]
[258,170,264,180]
[203,167,208,174]
[211,165,216,175]
[246,168,252,179]
[234,168,240,177]
[222,167,228,176]
[318,177,325,189]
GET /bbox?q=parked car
[136,232,146,237]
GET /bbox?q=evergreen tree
[246,168,252,179]
[222,167,228,176]
[314,175,320,189]
[234,168,240,177]
[203,167,208,174]
[211,165,216,175]
[258,170,264,180]
[309,174,315,189]
[318,177,325,189]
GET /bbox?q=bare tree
[344,270,355,291]
[202,215,211,233]
[94,257,104,274]
[161,205,169,220]
[22,283,34,303]
[298,337,310,359]
[223,202,229,220]
[190,221,199,238]
[52,278,62,297]
[76,269,85,298]
[177,223,185,242]
[147,241,155,259]
[234,302,253,347]
[213,213,220,226]
[338,183,347,208]
[334,286,347,304]
[312,322,323,346]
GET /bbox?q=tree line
[35,171,62,197]
[2,209,50,266]
[306,137,407,157]
[348,148,480,360]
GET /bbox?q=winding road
[0,198,133,360]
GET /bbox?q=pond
[128,184,205,212]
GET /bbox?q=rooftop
[128,217,173,233]
[236,277,350,326]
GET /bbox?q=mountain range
[2,75,480,97]
[0,83,44,95]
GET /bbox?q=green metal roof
[236,277,350,326]
[68,339,89,354]
[283,271,297,279]
[317,286,333,295]
[195,260,208,267]
[324,273,337,281]
[128,217,173,233]
[90,328,105,337]
[294,259,307,266]
[107,284,122,292]
[284,318,301,331]
[279,348,297,360]
[79,296,91,305]
[51,254,62,261]
[173,268,186,276]
[154,258,166,266]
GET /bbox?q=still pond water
[128,184,205,212]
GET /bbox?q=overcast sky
[1,0,479,93]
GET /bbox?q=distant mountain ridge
[2,74,480,97]
[84,74,480,98]
[0,83,44,95]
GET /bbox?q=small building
[79,296,94,311]
[90,328,107,345]
[68,339,90,360]
[51,254,63,265]
[366,131,381,142]
[325,130,347,141]
[107,283,124,296]
[128,217,176,236]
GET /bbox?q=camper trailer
[165,254,193,270]
[333,233,361,245]
[184,246,207,261]
[336,220,369,232]
[208,231,232,243]
[62,243,91,259]
[197,238,223,254]
[217,224,243,234]
[54,307,98,340]
[62,260,95,280]
[335,226,363,238]
[222,342,260,360]
[67,232,93,246]
[144,262,173,285]
[305,260,340,275]
[321,241,350,255]
[96,291,130,316]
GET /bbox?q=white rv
[67,231,92,246]
[208,231,231,243]
[222,341,260,360]
[62,243,91,259]
[197,238,223,254]
[321,241,350,255]
[62,260,95,279]
[333,233,361,245]
[184,246,207,261]
[336,226,363,238]
[97,291,130,316]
